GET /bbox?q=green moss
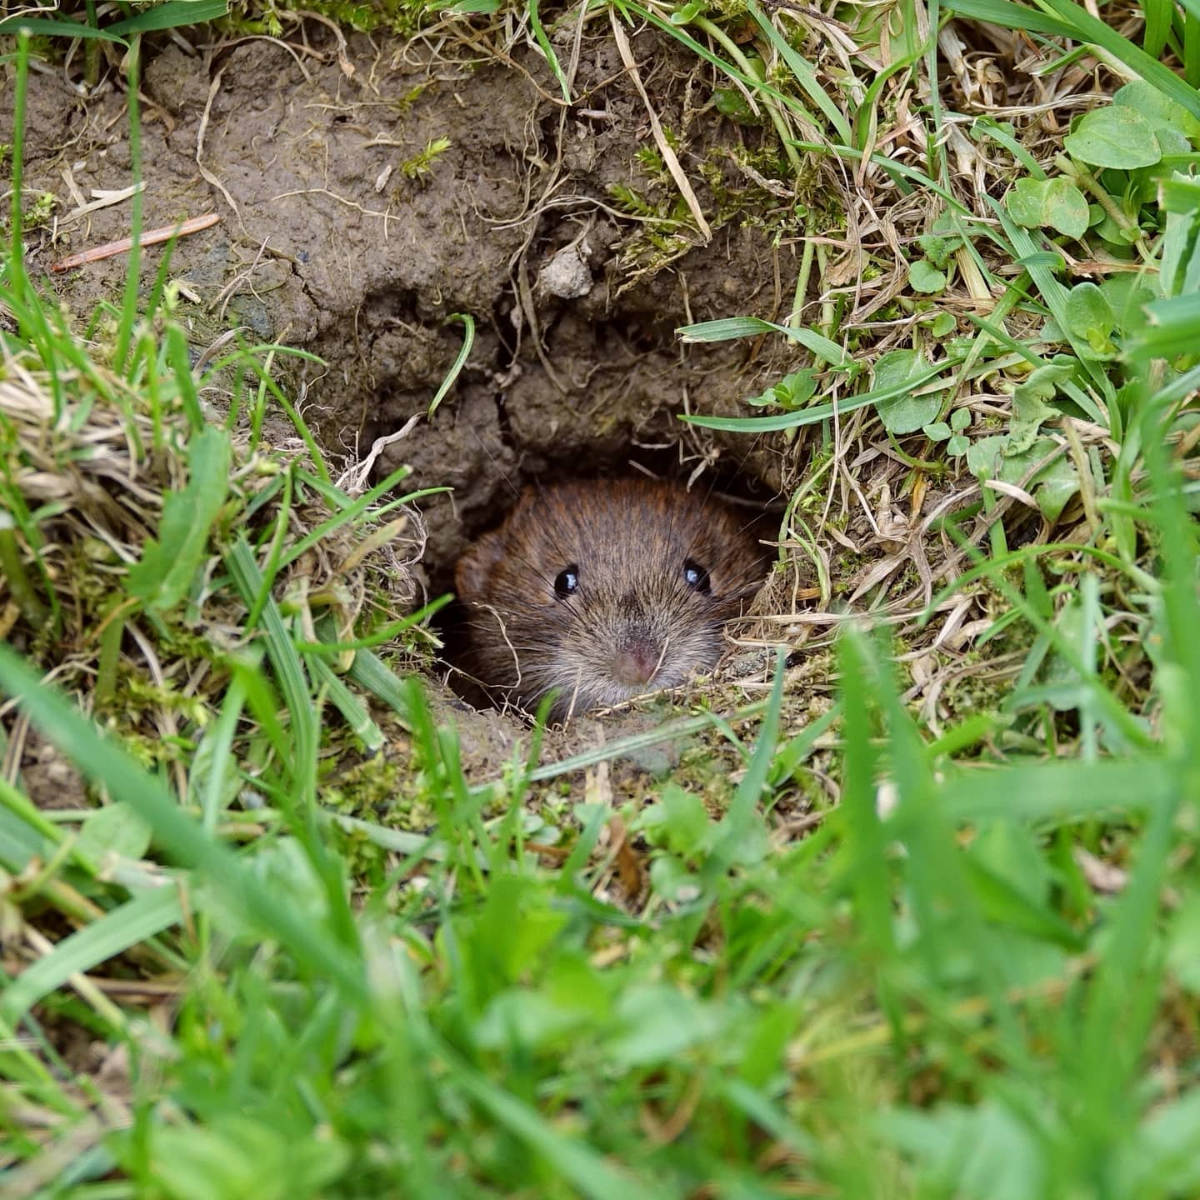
[401,137,452,180]
[230,0,438,36]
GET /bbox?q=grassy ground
[3,0,1200,1196]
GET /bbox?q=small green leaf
[947,434,969,455]
[917,233,956,269]
[875,351,947,434]
[1007,177,1089,239]
[929,311,957,337]
[924,421,952,441]
[1114,79,1200,142]
[1042,179,1090,239]
[713,88,757,123]
[609,985,726,1067]
[1090,209,1134,248]
[649,854,703,903]
[746,369,819,409]
[146,1115,351,1200]
[909,259,947,294]
[1016,251,1067,272]
[951,407,971,431]
[671,0,707,23]
[1006,363,1072,454]
[1063,282,1117,359]
[1153,126,1193,156]
[966,434,1008,481]
[645,783,714,859]
[127,426,231,611]
[1032,457,1080,521]
[968,435,1079,521]
[1064,105,1162,169]
[1006,178,1046,228]
[76,802,153,863]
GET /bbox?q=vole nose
[611,636,662,686]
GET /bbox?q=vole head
[454,478,766,719]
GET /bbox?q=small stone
[537,245,593,300]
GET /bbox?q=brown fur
[453,478,766,719]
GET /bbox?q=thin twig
[50,213,221,273]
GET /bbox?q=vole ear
[455,528,507,602]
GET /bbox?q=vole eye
[554,565,579,599]
[683,558,710,593]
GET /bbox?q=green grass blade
[948,0,1200,119]
[276,464,415,570]
[525,701,768,784]
[988,200,1114,396]
[1041,0,1200,117]
[0,645,365,996]
[0,801,55,872]
[836,632,901,1026]
[434,1036,676,1200]
[0,15,127,42]
[196,674,245,834]
[225,537,317,800]
[105,0,229,35]
[682,356,963,432]
[113,40,143,371]
[941,758,1174,821]
[309,655,385,754]
[747,0,853,142]
[126,426,231,610]
[706,649,786,882]
[627,0,824,137]
[429,313,475,416]
[528,0,570,101]
[940,0,1076,37]
[345,647,413,726]
[1143,0,1174,57]
[0,886,183,1025]
[678,315,851,369]
[301,597,451,654]
[1187,8,1200,88]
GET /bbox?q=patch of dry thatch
[0,329,425,763]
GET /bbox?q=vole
[453,478,766,720]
